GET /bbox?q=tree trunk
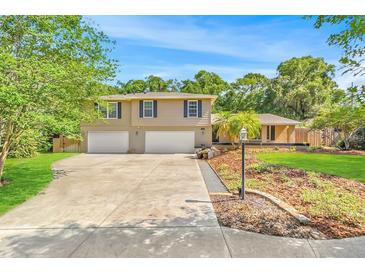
[344,139,350,150]
[0,123,13,180]
[0,146,10,180]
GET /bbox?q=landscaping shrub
[8,130,50,158]
[248,162,274,173]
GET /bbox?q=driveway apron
[0,154,230,257]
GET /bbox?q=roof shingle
[211,113,300,125]
[101,92,217,100]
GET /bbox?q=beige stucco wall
[131,99,211,127]
[81,99,213,153]
[261,125,296,143]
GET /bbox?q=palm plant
[215,111,261,147]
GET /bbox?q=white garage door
[88,131,129,153]
[145,131,195,153]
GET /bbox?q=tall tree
[308,16,365,76]
[271,56,343,120]
[180,70,229,95]
[118,79,146,93]
[0,16,116,179]
[145,75,169,92]
[216,73,272,113]
[312,103,365,150]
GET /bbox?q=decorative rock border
[246,189,310,225]
[206,160,311,225]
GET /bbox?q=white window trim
[143,100,154,118]
[187,100,198,118]
[99,102,118,119]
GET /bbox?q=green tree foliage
[119,79,146,93]
[145,75,169,92]
[311,103,365,150]
[180,70,229,95]
[118,76,181,93]
[214,111,261,147]
[309,16,365,76]
[215,73,273,113]
[0,16,116,179]
[271,56,343,120]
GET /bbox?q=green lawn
[257,152,365,183]
[0,153,77,215]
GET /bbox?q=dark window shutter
[266,126,270,140]
[139,100,143,118]
[183,100,187,117]
[271,126,276,141]
[198,100,202,117]
[117,102,122,119]
[153,100,157,118]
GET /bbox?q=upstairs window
[98,102,118,119]
[188,100,198,117]
[108,102,117,119]
[143,100,153,118]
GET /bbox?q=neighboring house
[80,92,217,153]
[212,113,300,144]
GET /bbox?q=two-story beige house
[80,92,217,153]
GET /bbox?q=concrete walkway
[197,160,229,193]
[0,154,364,258]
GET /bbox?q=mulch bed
[211,193,325,239]
[209,148,365,239]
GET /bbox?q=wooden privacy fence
[295,128,339,147]
[53,135,81,153]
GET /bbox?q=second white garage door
[88,131,129,153]
[145,131,195,153]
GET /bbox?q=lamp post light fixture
[239,128,248,200]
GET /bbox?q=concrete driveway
[0,154,230,257]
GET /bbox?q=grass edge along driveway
[0,153,78,215]
[257,152,365,183]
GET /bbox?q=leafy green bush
[8,130,50,158]
[249,162,274,173]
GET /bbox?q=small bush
[8,130,50,158]
[249,162,274,173]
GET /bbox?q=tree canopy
[180,70,229,95]
[270,56,343,120]
[309,16,365,76]
[0,16,117,178]
[215,73,273,113]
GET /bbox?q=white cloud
[91,16,322,63]
[118,63,276,82]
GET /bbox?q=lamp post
[239,128,248,200]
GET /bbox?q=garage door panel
[145,131,195,153]
[88,131,129,153]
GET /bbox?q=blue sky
[89,16,363,89]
